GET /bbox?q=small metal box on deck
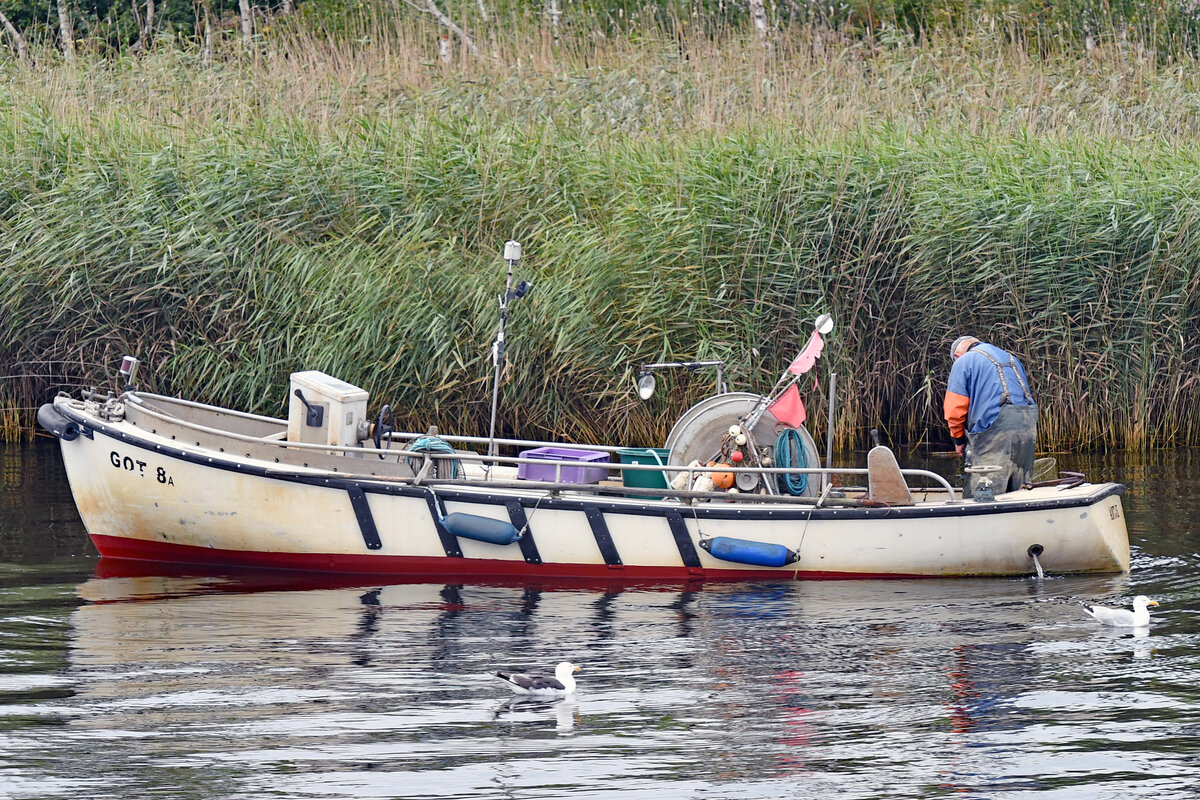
[287,371,369,450]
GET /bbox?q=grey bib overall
[965,351,1038,498]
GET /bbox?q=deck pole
[488,241,527,463]
[823,371,836,491]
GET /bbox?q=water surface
[2,442,1198,799]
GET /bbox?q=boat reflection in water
[62,558,1151,799]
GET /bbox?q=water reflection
[4,442,1200,798]
[491,696,579,734]
[0,557,1194,798]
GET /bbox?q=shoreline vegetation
[4,3,1200,450]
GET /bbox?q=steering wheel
[372,404,393,459]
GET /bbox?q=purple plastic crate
[517,447,611,484]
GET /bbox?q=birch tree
[0,8,28,62]
[57,0,75,62]
[748,0,770,48]
[131,0,156,50]
[239,0,254,40]
[476,0,497,59]
[200,0,213,63]
[405,0,480,58]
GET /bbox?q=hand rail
[115,392,958,502]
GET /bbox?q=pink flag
[787,331,825,376]
[768,383,807,428]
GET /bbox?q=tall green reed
[3,14,1200,450]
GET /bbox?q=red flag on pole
[768,383,807,427]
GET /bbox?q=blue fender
[700,536,799,568]
[441,512,522,545]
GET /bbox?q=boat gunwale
[117,391,961,500]
[54,396,1126,524]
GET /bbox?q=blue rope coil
[774,428,813,496]
[408,436,460,479]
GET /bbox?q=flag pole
[741,313,833,437]
[742,330,819,431]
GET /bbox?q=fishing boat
[38,244,1129,581]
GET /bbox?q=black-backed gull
[495,661,579,696]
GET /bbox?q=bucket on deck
[615,447,672,499]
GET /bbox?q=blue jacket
[945,343,1035,435]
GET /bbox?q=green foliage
[6,1,1200,57]
[3,12,1200,449]
[0,0,297,51]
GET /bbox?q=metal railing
[115,391,958,504]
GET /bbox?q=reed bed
[4,12,1200,450]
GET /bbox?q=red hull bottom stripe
[88,534,916,581]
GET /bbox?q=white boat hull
[45,396,1130,580]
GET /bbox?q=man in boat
[944,335,1038,498]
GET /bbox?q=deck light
[636,371,657,400]
[118,356,140,391]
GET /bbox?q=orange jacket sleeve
[944,391,970,440]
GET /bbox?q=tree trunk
[543,0,561,37]
[145,0,155,46]
[281,0,294,14]
[475,0,489,23]
[420,0,479,58]
[0,8,28,62]
[748,0,768,44]
[56,0,75,62]
[201,0,213,63]
[239,0,253,41]
[744,0,772,51]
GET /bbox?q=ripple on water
[6,443,1200,800]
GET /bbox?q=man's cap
[951,335,980,360]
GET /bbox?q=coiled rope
[407,436,461,479]
[774,428,813,496]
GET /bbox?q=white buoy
[671,460,701,491]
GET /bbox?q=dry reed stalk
[4,16,1200,450]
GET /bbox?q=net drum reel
[663,392,820,498]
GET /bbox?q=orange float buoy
[709,462,735,490]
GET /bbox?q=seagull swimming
[495,661,580,697]
[1083,595,1160,628]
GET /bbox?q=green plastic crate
[615,447,672,499]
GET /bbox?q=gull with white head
[1083,595,1159,628]
[495,661,580,697]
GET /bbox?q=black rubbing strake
[666,510,702,568]
[346,486,383,550]
[506,501,542,564]
[423,492,464,558]
[584,505,622,566]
